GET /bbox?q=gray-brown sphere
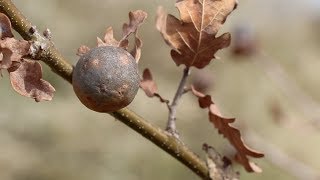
[72,46,139,112]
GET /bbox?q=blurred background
[0,0,320,179]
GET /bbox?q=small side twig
[166,66,191,137]
[0,0,212,179]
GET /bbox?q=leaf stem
[166,66,191,137]
[0,0,210,179]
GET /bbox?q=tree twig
[166,66,191,138]
[0,0,210,179]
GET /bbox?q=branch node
[29,26,36,34]
[43,28,52,40]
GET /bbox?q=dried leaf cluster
[77,10,147,63]
[140,68,169,104]
[156,0,235,68]
[0,13,54,102]
[140,0,264,173]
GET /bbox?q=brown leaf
[156,0,237,68]
[0,38,30,69]
[96,27,121,48]
[87,10,146,63]
[9,59,55,102]
[103,27,120,47]
[77,45,90,56]
[156,7,175,48]
[96,37,106,47]
[119,39,129,49]
[0,13,13,39]
[140,68,157,97]
[235,153,262,173]
[130,36,142,63]
[1,48,13,68]
[140,68,169,103]
[121,10,148,40]
[191,86,264,172]
[121,10,147,62]
[6,61,21,72]
[191,85,214,108]
[209,108,264,172]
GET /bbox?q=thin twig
[0,0,211,179]
[166,66,191,137]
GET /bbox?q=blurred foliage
[0,0,320,179]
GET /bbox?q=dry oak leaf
[99,27,129,49]
[0,38,30,69]
[140,68,169,103]
[9,59,55,102]
[156,0,237,68]
[0,13,13,39]
[95,28,122,47]
[191,86,264,172]
[122,10,147,39]
[92,10,147,63]
[122,10,147,63]
[102,27,121,47]
[130,34,142,63]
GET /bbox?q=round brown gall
[72,46,139,112]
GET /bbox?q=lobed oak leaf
[0,13,13,39]
[235,153,262,173]
[209,107,264,172]
[103,27,120,47]
[6,60,21,72]
[191,86,264,172]
[121,10,147,62]
[121,10,147,40]
[140,68,156,97]
[9,59,55,102]
[0,60,20,76]
[95,27,121,48]
[156,0,237,68]
[1,48,13,69]
[140,68,169,104]
[96,37,106,47]
[0,38,30,69]
[83,10,147,63]
[130,36,142,63]
[119,39,129,49]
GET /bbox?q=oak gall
[72,46,139,112]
